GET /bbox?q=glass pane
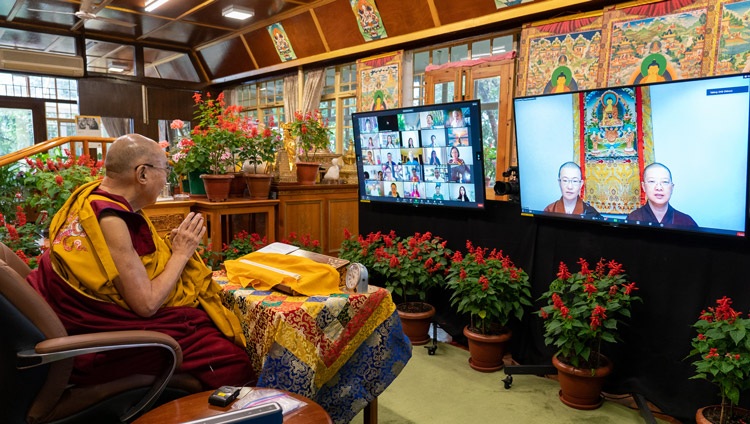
[0,107,34,156]
[47,120,59,138]
[451,44,468,62]
[322,67,336,95]
[342,97,356,149]
[472,40,491,59]
[414,51,429,74]
[473,76,501,185]
[433,81,454,104]
[339,64,357,93]
[60,121,76,137]
[319,99,336,151]
[432,48,449,66]
[492,35,514,55]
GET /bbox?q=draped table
[215,271,412,424]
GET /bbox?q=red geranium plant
[689,296,750,424]
[538,258,641,369]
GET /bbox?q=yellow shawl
[48,180,245,347]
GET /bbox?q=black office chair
[0,243,201,423]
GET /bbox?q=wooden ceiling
[0,0,599,86]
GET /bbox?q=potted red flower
[445,242,531,371]
[689,296,750,424]
[371,231,451,345]
[538,258,641,409]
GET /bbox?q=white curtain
[101,117,131,137]
[283,75,298,122]
[301,68,325,114]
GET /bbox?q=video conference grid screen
[353,100,486,209]
[514,73,750,237]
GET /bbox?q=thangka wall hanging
[495,0,534,9]
[517,13,605,96]
[351,0,387,41]
[709,0,750,75]
[600,0,711,87]
[268,22,296,62]
[356,51,402,111]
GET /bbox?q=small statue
[323,157,341,183]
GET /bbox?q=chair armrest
[17,330,183,422]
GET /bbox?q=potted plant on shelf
[688,296,750,424]
[371,231,452,345]
[538,258,641,410]
[171,92,251,201]
[238,116,281,199]
[288,110,330,185]
[445,242,531,372]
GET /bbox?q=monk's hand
[170,212,206,259]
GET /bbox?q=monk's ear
[136,165,148,184]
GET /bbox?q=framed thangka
[600,0,711,87]
[517,14,604,96]
[576,87,651,214]
[351,0,387,41]
[267,23,296,62]
[356,51,402,111]
[710,0,750,75]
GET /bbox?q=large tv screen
[353,100,486,210]
[514,73,750,237]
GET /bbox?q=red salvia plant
[538,258,641,369]
[445,241,531,335]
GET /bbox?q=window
[411,35,514,106]
[0,72,78,141]
[319,64,357,153]
[232,77,285,126]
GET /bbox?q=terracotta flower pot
[296,162,320,185]
[200,174,234,202]
[229,172,247,197]
[696,405,750,424]
[552,354,612,410]
[397,302,435,346]
[244,173,273,200]
[463,326,511,372]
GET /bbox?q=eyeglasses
[135,163,169,174]
[644,179,672,187]
[558,178,582,185]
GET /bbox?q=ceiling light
[108,62,128,73]
[222,5,254,20]
[145,0,170,12]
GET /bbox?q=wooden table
[133,388,332,424]
[218,274,412,424]
[192,199,278,252]
[141,199,195,237]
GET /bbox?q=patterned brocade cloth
[215,271,413,424]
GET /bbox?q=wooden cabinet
[273,184,359,256]
[141,200,194,237]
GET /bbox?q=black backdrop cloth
[358,199,750,422]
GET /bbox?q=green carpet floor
[351,342,672,424]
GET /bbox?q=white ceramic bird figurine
[324,158,341,182]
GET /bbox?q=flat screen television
[352,100,486,209]
[513,73,750,237]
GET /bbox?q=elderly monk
[27,134,255,389]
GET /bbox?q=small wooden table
[192,199,279,252]
[133,388,332,424]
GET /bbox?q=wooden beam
[310,8,330,52]
[211,0,593,84]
